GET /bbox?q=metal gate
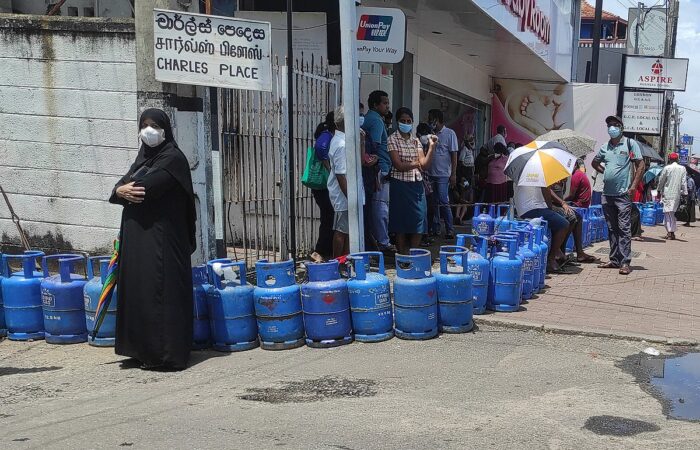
[219,58,338,265]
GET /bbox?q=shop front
[359,0,575,146]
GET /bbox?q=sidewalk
[483,222,700,343]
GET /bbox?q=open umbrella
[643,166,663,184]
[92,238,119,338]
[536,129,597,158]
[637,141,664,163]
[505,140,577,187]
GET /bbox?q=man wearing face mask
[425,109,459,239]
[592,116,644,275]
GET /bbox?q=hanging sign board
[621,91,664,135]
[681,135,694,146]
[153,9,272,91]
[679,148,689,166]
[356,6,406,64]
[624,56,689,91]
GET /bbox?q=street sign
[681,135,694,146]
[679,148,689,166]
[624,56,689,91]
[153,9,272,91]
[621,91,664,134]
[356,7,406,64]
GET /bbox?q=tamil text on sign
[153,9,272,91]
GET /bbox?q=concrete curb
[474,316,699,347]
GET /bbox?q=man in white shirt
[327,105,365,257]
[514,185,570,273]
[486,125,508,155]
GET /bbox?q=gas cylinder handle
[439,245,468,275]
[497,203,511,217]
[347,255,366,280]
[87,255,111,281]
[211,261,246,289]
[362,251,385,275]
[472,202,487,218]
[207,258,233,285]
[488,204,496,217]
[42,254,86,282]
[3,251,45,278]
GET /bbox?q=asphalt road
[1,326,698,449]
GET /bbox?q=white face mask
[139,126,165,147]
[358,115,365,127]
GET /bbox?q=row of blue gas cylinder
[0,252,118,345]
[472,203,610,253]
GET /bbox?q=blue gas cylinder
[347,252,393,343]
[2,251,46,341]
[207,259,259,352]
[41,254,88,344]
[192,265,211,350]
[642,203,656,226]
[434,246,473,333]
[655,202,664,225]
[456,234,490,315]
[301,260,352,348]
[254,259,305,350]
[472,203,496,237]
[574,207,591,248]
[588,206,601,242]
[510,229,537,301]
[84,256,117,347]
[0,252,6,338]
[393,249,438,340]
[495,204,513,234]
[535,219,550,290]
[527,226,544,295]
[488,238,523,312]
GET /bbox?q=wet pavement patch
[617,350,700,422]
[584,415,660,436]
[238,377,377,403]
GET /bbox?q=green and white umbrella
[505,140,577,187]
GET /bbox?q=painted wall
[0,15,137,253]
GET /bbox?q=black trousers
[312,189,334,259]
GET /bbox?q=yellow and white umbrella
[504,140,577,187]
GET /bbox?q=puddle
[644,353,700,421]
[584,415,660,436]
[618,350,700,422]
[239,377,377,403]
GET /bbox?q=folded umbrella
[505,140,577,187]
[92,238,119,339]
[536,129,597,158]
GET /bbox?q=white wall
[0,16,137,253]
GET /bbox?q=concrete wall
[0,14,137,253]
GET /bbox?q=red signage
[500,0,551,44]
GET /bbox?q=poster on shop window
[490,78,618,152]
[152,9,272,91]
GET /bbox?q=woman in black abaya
[110,108,197,370]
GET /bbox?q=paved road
[1,327,698,449]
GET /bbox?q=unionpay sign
[356,7,406,64]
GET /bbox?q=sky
[602,0,699,152]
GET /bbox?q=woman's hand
[116,182,145,204]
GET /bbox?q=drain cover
[595,247,642,258]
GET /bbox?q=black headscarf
[131,108,197,252]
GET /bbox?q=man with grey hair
[327,105,366,257]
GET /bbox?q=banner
[356,7,406,64]
[153,9,272,91]
[624,56,689,91]
[622,91,664,135]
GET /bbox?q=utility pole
[135,0,216,264]
[661,0,680,156]
[338,0,364,254]
[590,0,603,83]
[634,2,644,55]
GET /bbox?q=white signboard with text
[622,91,664,135]
[356,7,406,64]
[624,56,688,91]
[153,9,272,91]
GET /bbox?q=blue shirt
[362,109,389,174]
[425,125,459,178]
[593,137,643,196]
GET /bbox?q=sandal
[548,265,573,274]
[619,265,631,275]
[577,255,600,264]
[598,262,620,269]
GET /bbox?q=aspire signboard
[624,56,689,91]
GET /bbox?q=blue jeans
[428,176,454,235]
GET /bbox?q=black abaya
[110,109,197,369]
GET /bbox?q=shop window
[67,7,78,16]
[83,7,95,17]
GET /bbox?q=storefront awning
[363,0,572,82]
